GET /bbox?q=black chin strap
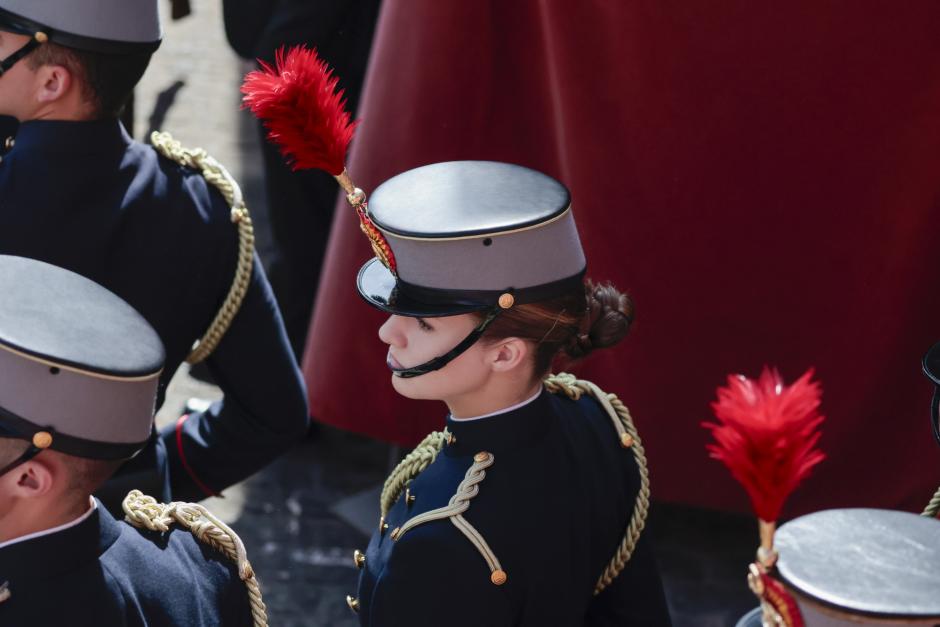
[391,309,500,379]
[0,429,53,478]
[0,34,42,77]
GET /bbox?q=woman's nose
[378,315,405,347]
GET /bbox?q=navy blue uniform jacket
[0,500,251,626]
[353,389,672,626]
[0,119,309,506]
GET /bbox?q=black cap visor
[356,258,491,318]
[925,342,940,386]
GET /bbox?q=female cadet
[346,161,672,626]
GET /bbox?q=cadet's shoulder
[104,516,241,586]
[134,132,235,225]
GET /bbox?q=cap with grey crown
[0,255,164,473]
[0,0,161,55]
[772,509,940,625]
[357,161,586,317]
[356,160,587,378]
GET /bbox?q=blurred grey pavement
[135,2,756,625]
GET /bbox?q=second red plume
[703,367,826,522]
[241,46,357,176]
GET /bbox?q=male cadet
[0,0,309,509]
[0,255,258,626]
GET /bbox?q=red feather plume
[241,46,357,176]
[703,367,825,522]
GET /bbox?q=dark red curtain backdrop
[302,1,940,515]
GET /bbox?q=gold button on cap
[353,549,365,569]
[498,293,515,309]
[32,431,53,449]
[346,595,360,613]
[491,570,508,585]
[474,451,490,463]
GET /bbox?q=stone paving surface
[137,2,758,625]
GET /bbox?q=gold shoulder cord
[543,373,650,595]
[150,131,255,365]
[379,372,650,595]
[123,490,268,627]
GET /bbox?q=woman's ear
[34,64,73,105]
[488,337,529,373]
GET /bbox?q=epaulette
[376,373,650,595]
[149,131,255,364]
[122,490,268,627]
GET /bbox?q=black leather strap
[396,270,586,310]
[0,403,147,460]
[390,309,500,379]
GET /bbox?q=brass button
[379,516,388,534]
[473,451,490,463]
[32,431,53,449]
[346,595,360,613]
[491,570,507,585]
[353,549,365,569]
[34,31,48,44]
[498,293,515,309]
[446,432,456,445]
[405,486,415,506]
[620,433,634,448]
[3,137,13,150]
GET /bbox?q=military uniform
[0,255,262,626]
[0,501,252,626]
[0,0,308,509]
[338,161,670,625]
[352,388,670,626]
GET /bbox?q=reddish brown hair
[477,279,635,376]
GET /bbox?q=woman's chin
[390,373,438,400]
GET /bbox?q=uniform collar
[10,118,130,157]
[444,387,552,457]
[0,498,121,583]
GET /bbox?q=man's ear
[34,64,73,104]
[6,458,55,499]
[489,337,530,373]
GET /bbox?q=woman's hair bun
[563,280,634,359]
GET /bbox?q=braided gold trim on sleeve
[122,490,268,626]
[150,131,255,365]
[543,373,651,595]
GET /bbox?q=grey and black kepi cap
[0,255,164,460]
[775,508,940,624]
[357,161,587,317]
[0,0,161,53]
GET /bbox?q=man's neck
[0,494,94,545]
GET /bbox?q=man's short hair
[27,41,152,119]
[0,437,121,494]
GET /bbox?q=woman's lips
[387,352,404,370]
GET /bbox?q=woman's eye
[417,318,433,331]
